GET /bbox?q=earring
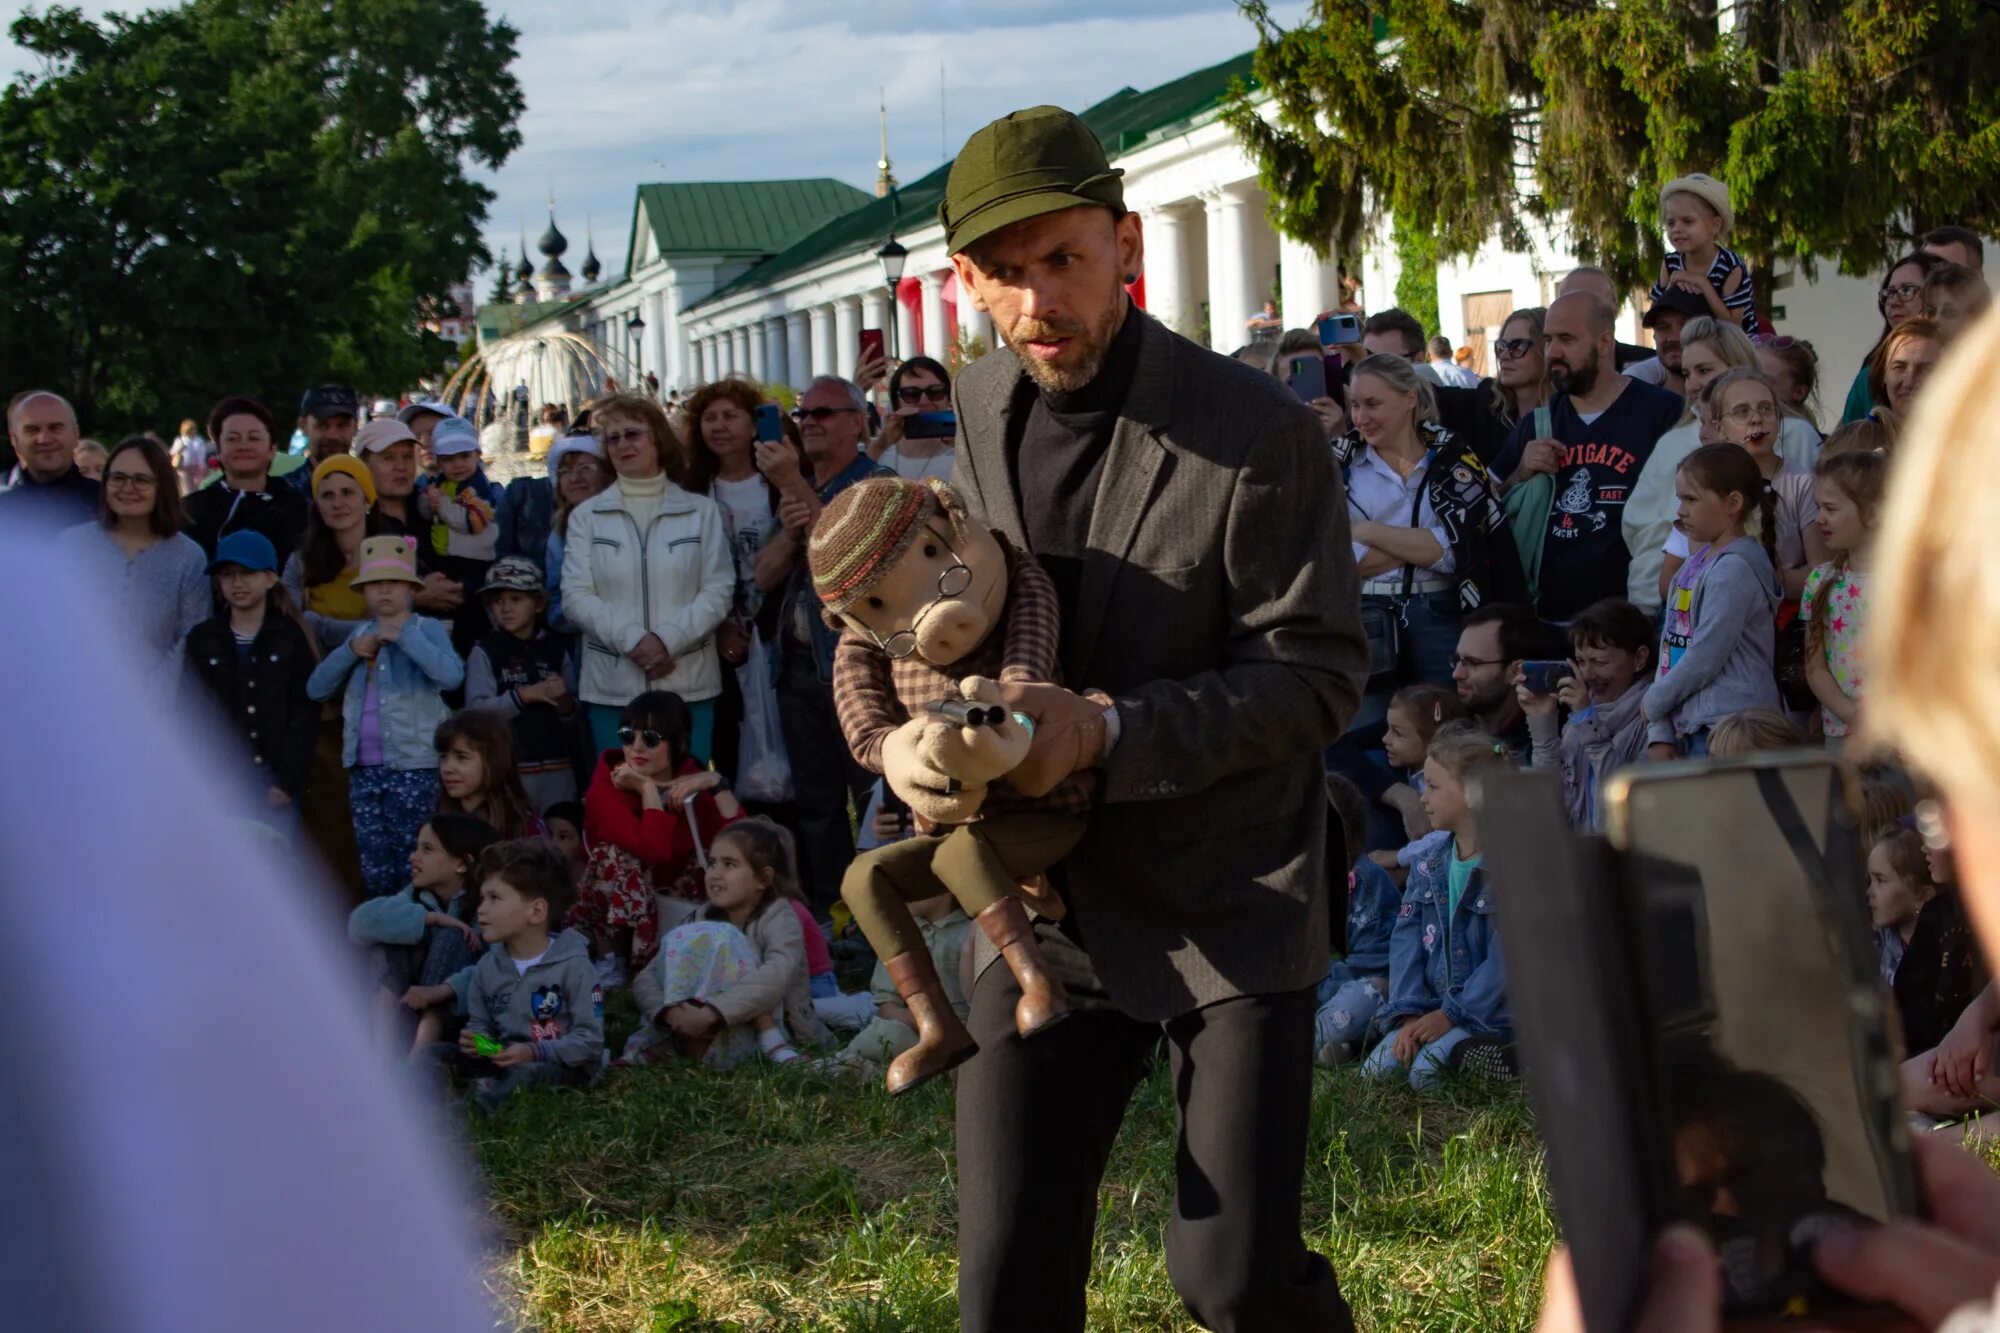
[1123,273,1138,285]
[1916,799,1952,852]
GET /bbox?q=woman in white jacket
[560,393,736,762]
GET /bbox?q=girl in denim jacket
[308,536,465,898]
[1363,724,1513,1091]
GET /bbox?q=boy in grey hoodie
[1644,533,1782,753]
[419,840,602,1112]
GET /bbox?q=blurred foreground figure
[0,521,491,1332]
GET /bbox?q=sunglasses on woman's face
[1492,338,1537,360]
[618,727,667,749]
[894,383,951,405]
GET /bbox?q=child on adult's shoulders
[1362,724,1515,1091]
[1519,598,1656,829]
[1648,173,1759,336]
[415,839,603,1113]
[1316,775,1404,1067]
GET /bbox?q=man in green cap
[937,105,1367,1331]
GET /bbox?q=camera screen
[1611,759,1913,1319]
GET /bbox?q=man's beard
[1466,677,1514,716]
[1550,347,1601,397]
[1659,342,1683,376]
[1001,284,1124,394]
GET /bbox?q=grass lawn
[471,1001,1554,1332]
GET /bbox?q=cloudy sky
[7,1,1306,284]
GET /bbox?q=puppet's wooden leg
[975,896,1072,1037]
[884,949,980,1096]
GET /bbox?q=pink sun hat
[349,535,425,587]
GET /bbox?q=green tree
[1226,1,2000,289]
[1,1,522,436]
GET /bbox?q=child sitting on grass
[1521,599,1655,829]
[627,818,833,1068]
[1370,683,1466,874]
[1363,724,1514,1092]
[1316,775,1403,1068]
[347,812,497,1058]
[421,839,603,1113]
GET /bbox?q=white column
[920,271,950,361]
[1204,187,1257,352]
[733,327,753,378]
[965,305,995,352]
[689,338,706,387]
[1279,232,1340,330]
[746,323,768,383]
[894,286,920,362]
[648,290,669,389]
[860,289,891,354]
[810,304,838,384]
[832,292,864,374]
[1143,205,1194,338]
[785,310,813,388]
[762,316,788,388]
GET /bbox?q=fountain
[436,327,639,474]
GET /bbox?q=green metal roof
[628,179,874,270]
[686,51,1260,313]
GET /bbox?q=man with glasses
[774,375,892,912]
[1450,603,1552,759]
[870,355,956,483]
[0,390,97,525]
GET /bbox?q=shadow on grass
[470,1053,1553,1332]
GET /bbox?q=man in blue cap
[938,105,1366,1331]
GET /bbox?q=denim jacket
[1344,858,1402,977]
[305,614,464,770]
[1378,841,1509,1037]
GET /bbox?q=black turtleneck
[1007,300,1144,658]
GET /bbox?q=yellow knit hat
[311,454,377,505]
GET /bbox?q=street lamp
[877,236,907,363]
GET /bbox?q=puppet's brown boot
[883,950,979,1097]
[977,896,1071,1037]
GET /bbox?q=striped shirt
[831,538,1091,816]
[1649,245,1758,335]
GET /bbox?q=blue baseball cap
[210,530,278,574]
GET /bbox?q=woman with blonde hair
[558,391,735,761]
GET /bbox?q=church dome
[538,209,569,260]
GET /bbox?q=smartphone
[1285,354,1329,402]
[1612,757,1916,1324]
[859,328,886,368]
[1481,755,1917,1330]
[1520,660,1572,696]
[1317,312,1363,348]
[904,410,956,440]
[753,403,783,443]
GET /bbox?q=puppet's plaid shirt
[830,539,1092,817]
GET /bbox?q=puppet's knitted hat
[809,476,953,618]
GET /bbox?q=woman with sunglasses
[61,434,209,675]
[1839,250,1944,426]
[868,355,957,483]
[559,392,736,765]
[1462,307,1551,466]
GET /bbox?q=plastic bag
[734,631,795,803]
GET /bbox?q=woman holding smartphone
[867,355,956,482]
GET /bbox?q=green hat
[941,106,1124,257]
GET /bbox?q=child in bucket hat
[1650,171,1759,336]
[307,534,466,898]
[464,555,580,812]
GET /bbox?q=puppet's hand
[884,719,987,825]
[919,677,1031,787]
